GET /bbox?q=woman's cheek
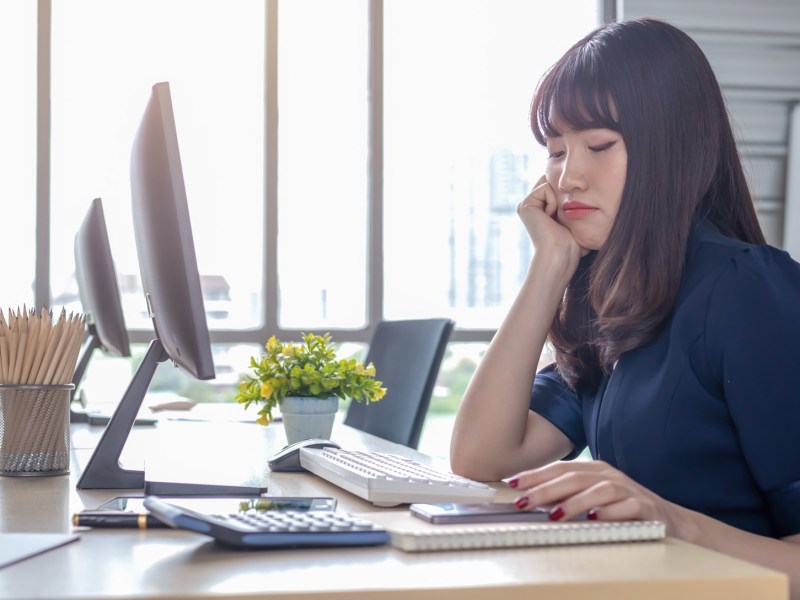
[544,165,560,191]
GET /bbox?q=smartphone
[410,502,587,524]
[97,495,337,514]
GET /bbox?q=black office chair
[344,318,455,449]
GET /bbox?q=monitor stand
[69,330,101,423]
[76,338,269,495]
[69,328,155,426]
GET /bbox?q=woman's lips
[562,201,597,220]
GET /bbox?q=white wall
[619,0,800,249]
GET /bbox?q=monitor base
[144,480,269,496]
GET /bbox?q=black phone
[410,502,588,524]
[97,495,337,514]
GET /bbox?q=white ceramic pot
[279,396,338,444]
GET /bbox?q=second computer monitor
[72,197,131,414]
[74,197,131,359]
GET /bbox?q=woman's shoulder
[692,222,800,390]
[688,220,800,285]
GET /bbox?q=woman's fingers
[515,174,582,282]
[518,177,558,218]
[509,459,611,490]
[513,470,608,511]
[538,180,559,218]
[547,481,652,521]
[582,497,650,522]
[509,461,659,522]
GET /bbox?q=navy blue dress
[531,219,800,538]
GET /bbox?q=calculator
[143,496,389,549]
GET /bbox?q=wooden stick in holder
[11,315,28,385]
[6,317,18,387]
[34,310,65,386]
[0,313,8,384]
[42,316,72,386]
[19,314,41,386]
[28,308,52,386]
[53,315,84,385]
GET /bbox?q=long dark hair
[530,18,765,394]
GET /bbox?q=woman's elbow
[450,450,503,482]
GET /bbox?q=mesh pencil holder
[0,384,74,476]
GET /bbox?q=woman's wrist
[528,248,579,291]
[663,500,703,544]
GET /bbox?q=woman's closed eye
[589,141,617,153]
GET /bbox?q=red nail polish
[508,478,519,489]
[514,496,529,509]
[587,510,598,521]
[548,507,564,521]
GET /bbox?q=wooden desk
[0,416,789,600]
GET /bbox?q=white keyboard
[298,448,496,507]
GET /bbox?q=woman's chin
[573,236,603,253]
[564,223,608,253]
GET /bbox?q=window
[277,0,369,330]
[19,1,600,459]
[49,0,265,331]
[383,0,598,328]
[45,0,599,340]
[0,1,37,307]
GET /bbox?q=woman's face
[545,127,628,251]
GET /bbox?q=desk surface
[0,413,789,600]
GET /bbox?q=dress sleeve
[705,246,800,538]
[530,363,586,460]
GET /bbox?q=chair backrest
[344,318,454,448]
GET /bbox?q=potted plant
[235,332,386,443]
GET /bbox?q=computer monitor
[71,198,131,420]
[77,82,267,495]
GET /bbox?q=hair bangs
[531,44,620,145]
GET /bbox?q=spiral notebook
[357,511,665,552]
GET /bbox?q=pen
[72,511,169,529]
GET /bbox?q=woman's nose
[558,153,588,193]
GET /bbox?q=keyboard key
[299,448,496,507]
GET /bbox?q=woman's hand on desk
[507,460,800,599]
[507,460,684,533]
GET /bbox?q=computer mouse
[268,438,342,472]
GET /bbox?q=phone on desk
[410,502,589,524]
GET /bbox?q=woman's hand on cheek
[517,176,581,261]
[507,461,678,530]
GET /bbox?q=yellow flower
[256,414,269,426]
[260,382,274,399]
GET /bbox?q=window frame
[32,0,609,347]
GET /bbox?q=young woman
[449,18,800,594]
